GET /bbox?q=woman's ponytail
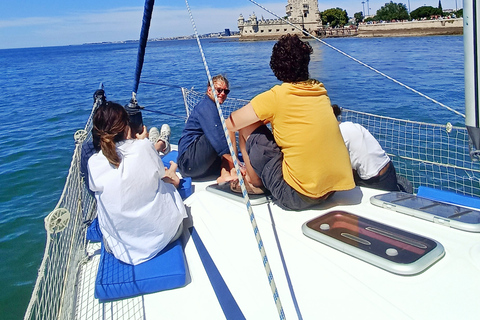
[92,101,129,167]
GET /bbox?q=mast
[126,0,156,131]
[464,0,480,160]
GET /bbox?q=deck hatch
[371,191,480,232]
[302,210,445,275]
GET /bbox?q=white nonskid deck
[77,177,480,320]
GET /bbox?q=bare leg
[238,121,264,188]
[154,140,166,153]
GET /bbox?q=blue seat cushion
[161,150,193,199]
[178,177,192,199]
[162,150,178,169]
[95,238,187,302]
[417,186,480,210]
[86,218,103,242]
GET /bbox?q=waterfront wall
[238,18,463,41]
[357,18,463,37]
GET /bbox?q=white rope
[184,1,286,319]
[247,0,465,119]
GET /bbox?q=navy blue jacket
[178,95,229,157]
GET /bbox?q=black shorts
[246,125,329,210]
[177,134,222,178]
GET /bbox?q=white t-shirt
[339,121,390,180]
[88,138,187,265]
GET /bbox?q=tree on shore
[354,11,364,24]
[410,6,442,20]
[320,8,349,27]
[375,1,409,21]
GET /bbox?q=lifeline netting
[340,109,480,196]
[25,88,480,320]
[182,87,480,197]
[24,98,144,320]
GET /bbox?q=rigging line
[184,1,286,319]
[139,80,184,89]
[267,202,303,320]
[246,0,465,119]
[141,108,187,120]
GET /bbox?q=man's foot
[159,124,171,155]
[230,179,265,195]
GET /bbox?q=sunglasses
[215,88,230,95]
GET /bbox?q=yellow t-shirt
[251,81,354,198]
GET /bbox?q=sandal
[230,179,265,195]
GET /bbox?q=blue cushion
[162,150,179,169]
[178,177,192,199]
[95,238,187,302]
[86,218,103,242]
[417,186,480,210]
[161,150,192,199]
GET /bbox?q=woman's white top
[88,138,187,265]
[339,121,390,180]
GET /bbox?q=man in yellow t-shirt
[226,34,354,210]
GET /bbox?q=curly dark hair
[332,104,341,118]
[269,34,313,83]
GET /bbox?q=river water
[0,35,465,318]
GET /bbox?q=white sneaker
[149,127,160,143]
[159,124,171,155]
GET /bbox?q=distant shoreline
[82,19,463,46]
[357,18,463,38]
[238,18,463,41]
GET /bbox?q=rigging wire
[138,81,188,119]
[185,1,286,319]
[247,0,465,119]
[139,80,184,89]
[141,107,187,120]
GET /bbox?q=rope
[185,1,286,319]
[139,80,184,89]
[267,202,303,319]
[246,0,465,119]
[141,107,187,120]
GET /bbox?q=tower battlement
[238,0,321,39]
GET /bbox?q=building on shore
[238,0,321,40]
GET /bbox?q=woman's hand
[162,161,180,188]
[136,125,148,140]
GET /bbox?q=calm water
[0,35,464,318]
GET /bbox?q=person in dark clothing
[177,74,236,182]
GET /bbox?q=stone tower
[285,0,321,27]
[238,0,321,39]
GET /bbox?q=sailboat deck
[76,176,480,320]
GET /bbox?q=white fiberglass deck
[76,175,480,320]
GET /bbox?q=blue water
[0,35,464,318]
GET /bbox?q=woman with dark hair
[87,101,186,265]
[226,34,354,210]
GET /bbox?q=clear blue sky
[0,0,460,49]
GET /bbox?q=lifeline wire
[185,1,286,319]
[247,0,465,119]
